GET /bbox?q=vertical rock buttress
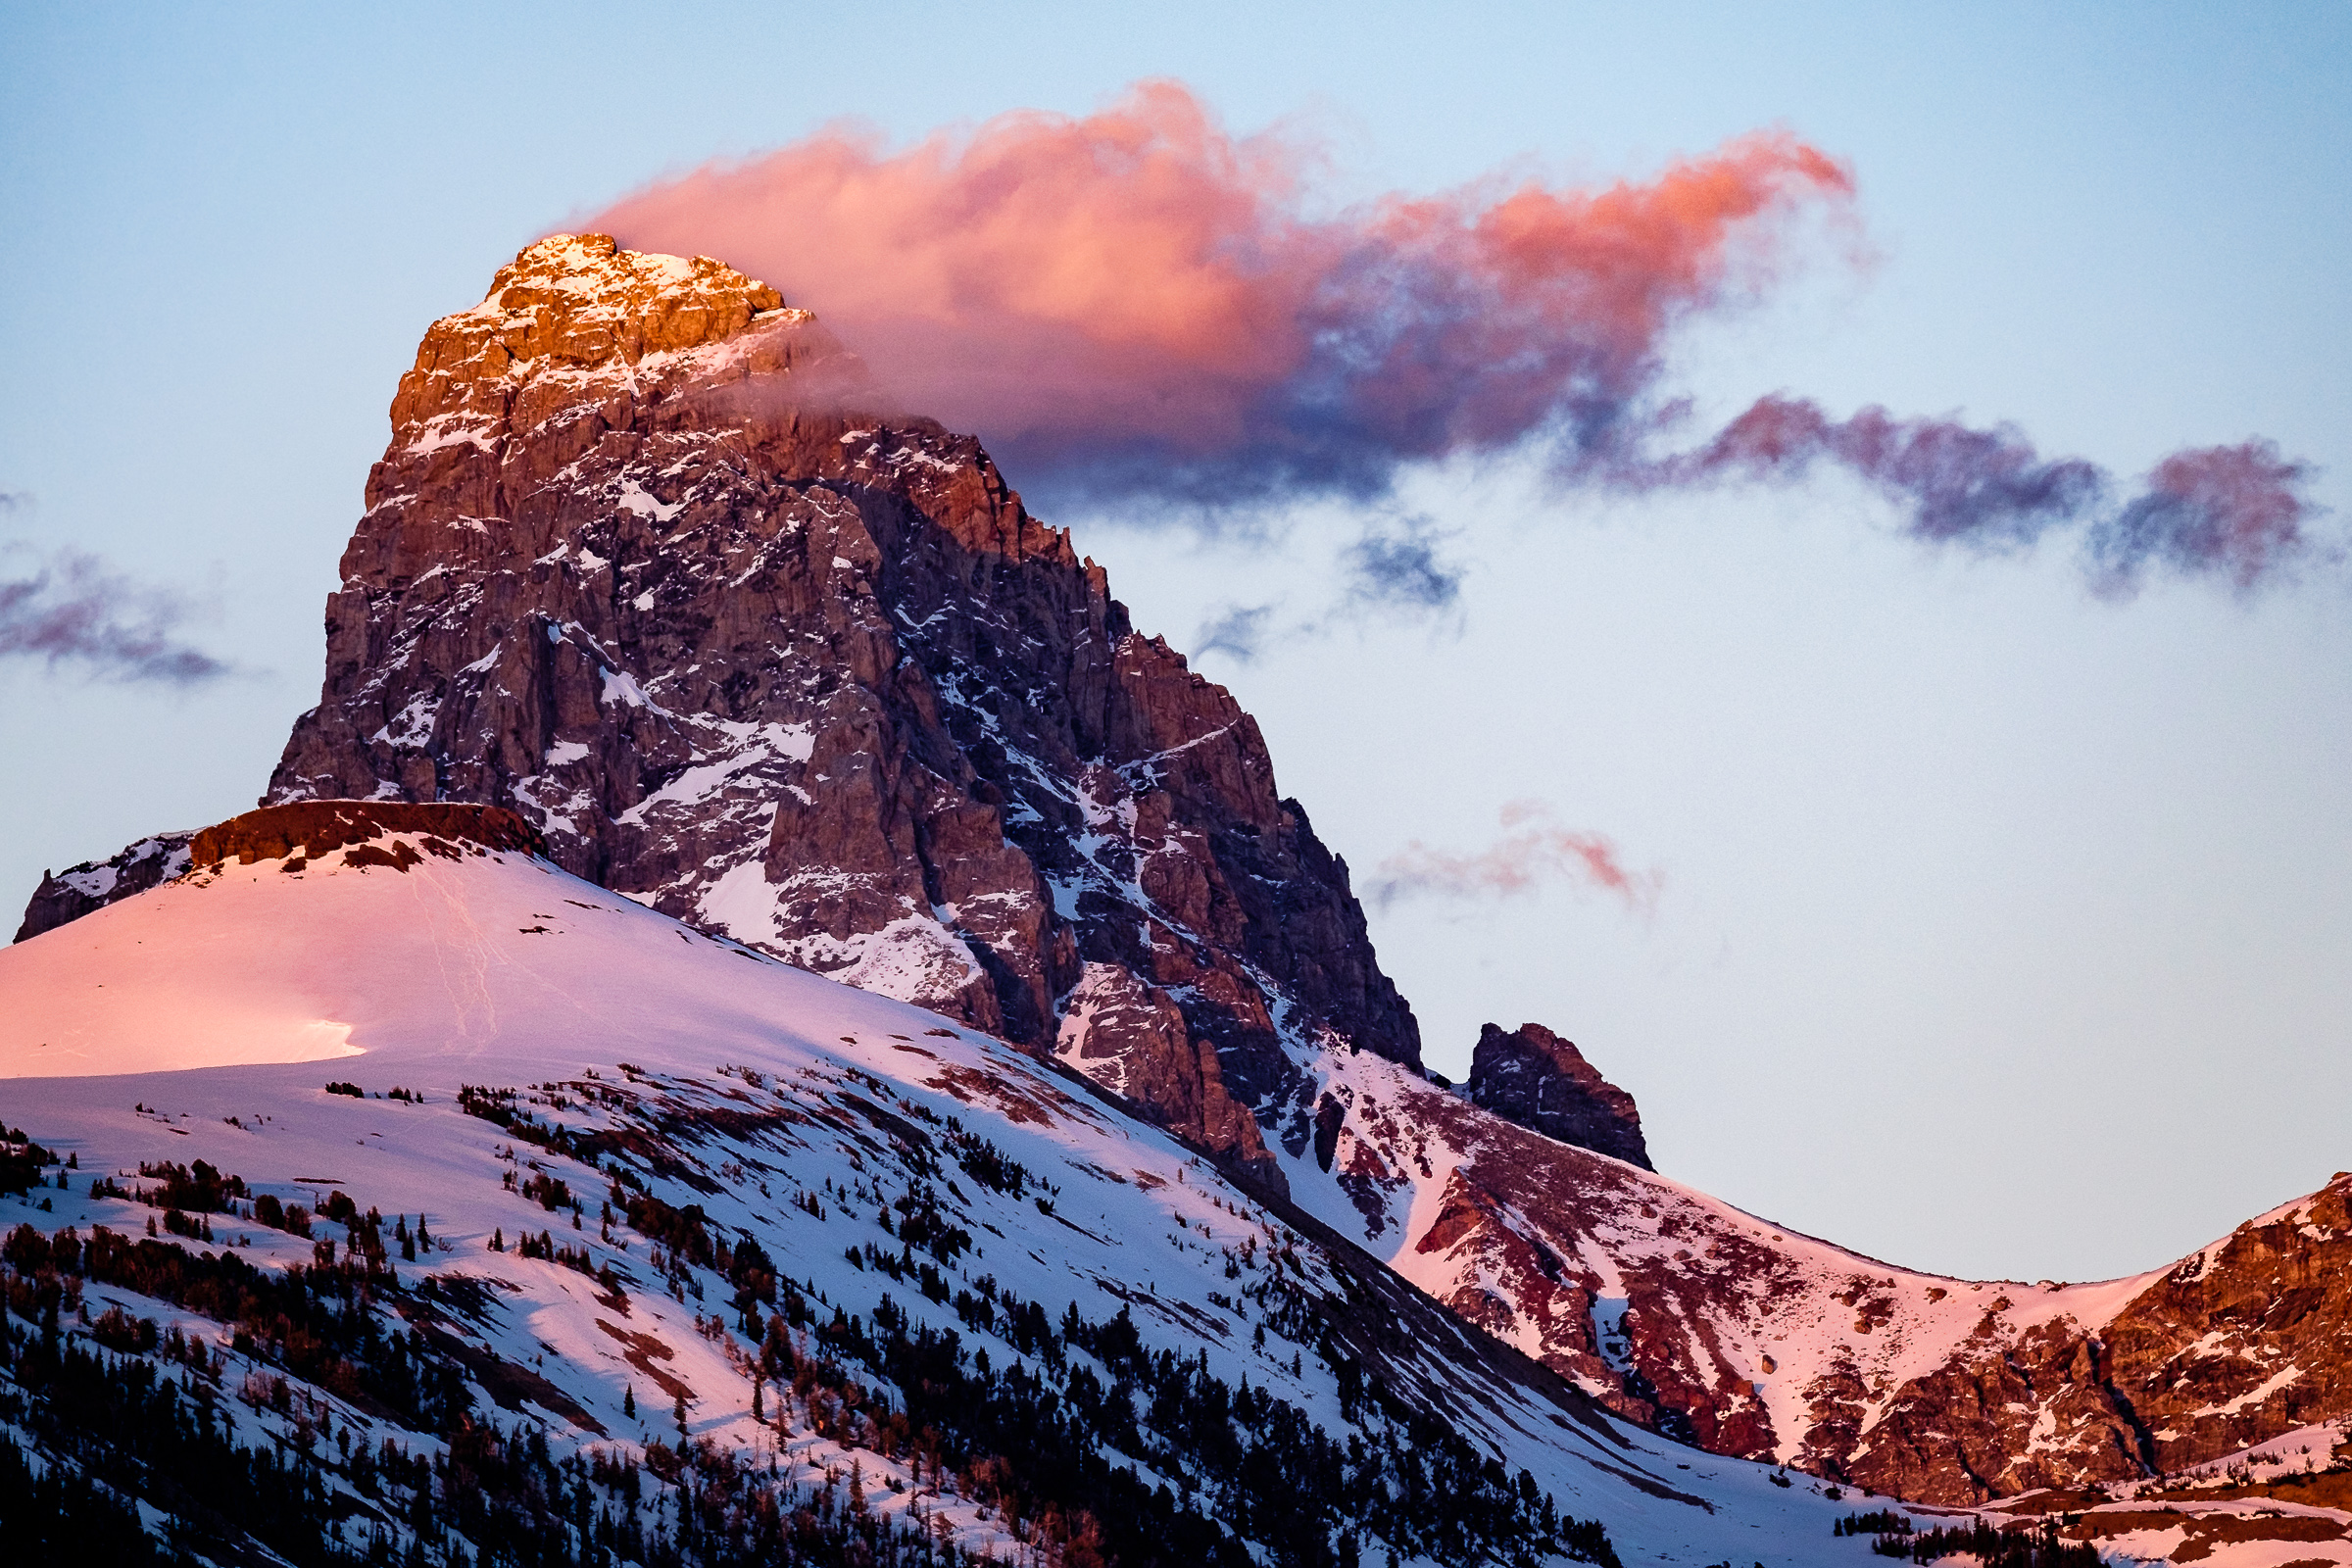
[265,235,1423,1187]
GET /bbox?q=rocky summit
[17,831,193,943]
[260,233,1418,1185]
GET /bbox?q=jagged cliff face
[1285,1027,2352,1506]
[264,234,1419,1182]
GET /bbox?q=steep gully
[19,234,2350,1508]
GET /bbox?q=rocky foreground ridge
[1312,1046,2352,1505]
[20,234,2352,1518]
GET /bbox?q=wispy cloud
[1195,603,1277,662]
[1370,800,1660,914]
[0,537,230,685]
[1340,516,1464,615]
[2087,440,2330,595]
[1591,397,2331,594]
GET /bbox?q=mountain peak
[458,232,792,366]
[244,238,1428,1190]
[380,233,858,499]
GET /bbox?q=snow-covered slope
[0,816,1870,1566]
[1256,1039,2155,1481]
[1126,1006,2352,1513]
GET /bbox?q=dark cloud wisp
[1592,396,2329,594]
[1340,519,1465,614]
[0,544,230,685]
[1195,603,1277,663]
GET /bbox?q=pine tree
[624,1384,636,1419]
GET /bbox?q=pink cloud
[586,81,2328,594]
[1372,801,1660,914]
[0,540,227,685]
[1591,397,2328,592]
[585,80,1852,504]
[2088,439,2329,594]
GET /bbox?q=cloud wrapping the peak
[587,80,1853,507]
[589,80,2328,597]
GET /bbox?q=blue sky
[3,1,2346,1282]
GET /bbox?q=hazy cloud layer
[0,541,229,685]
[1371,801,1659,914]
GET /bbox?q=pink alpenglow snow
[0,810,1874,1566]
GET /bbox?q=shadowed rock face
[1466,1021,1651,1170]
[15,832,194,943]
[255,233,1419,1186]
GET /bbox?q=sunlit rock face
[260,234,1421,1185]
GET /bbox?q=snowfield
[0,834,1885,1565]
